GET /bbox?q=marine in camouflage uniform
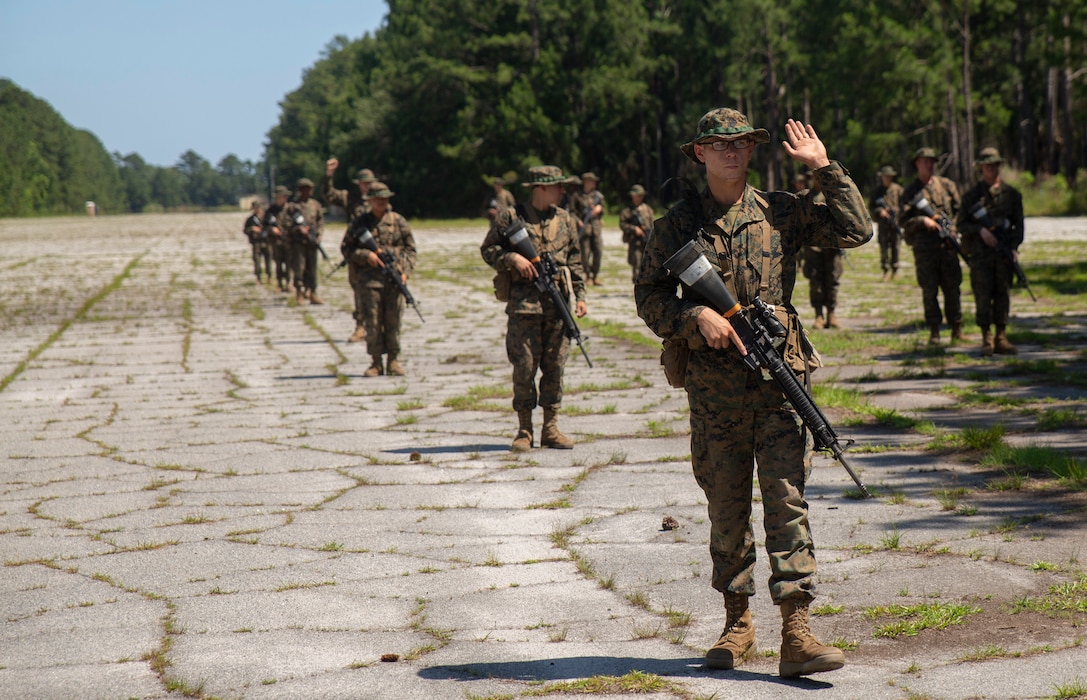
[634,108,871,677]
[799,180,844,329]
[956,147,1024,356]
[871,165,904,280]
[900,147,963,345]
[263,186,292,292]
[325,159,378,342]
[481,165,588,451]
[285,178,325,304]
[243,200,271,284]
[349,182,416,377]
[486,177,517,220]
[569,172,606,285]
[619,184,654,284]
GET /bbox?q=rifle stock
[662,239,871,498]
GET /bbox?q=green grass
[1008,575,1087,615]
[863,602,982,638]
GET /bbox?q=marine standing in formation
[618,184,654,284]
[482,166,587,452]
[570,172,606,286]
[799,176,845,329]
[486,177,517,220]
[900,147,963,345]
[324,159,378,343]
[634,108,872,677]
[243,200,271,284]
[353,182,417,377]
[286,178,325,305]
[871,165,904,281]
[264,186,292,292]
[957,147,1024,356]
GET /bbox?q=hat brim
[681,129,770,163]
[522,177,579,187]
[975,158,1004,166]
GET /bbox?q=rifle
[263,214,279,245]
[874,196,903,239]
[662,239,872,498]
[292,211,333,271]
[908,192,969,265]
[502,220,593,368]
[356,228,425,323]
[325,220,365,279]
[967,201,1037,302]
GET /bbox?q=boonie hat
[681,108,770,163]
[522,165,577,187]
[355,168,377,183]
[912,147,938,163]
[296,177,315,188]
[273,185,291,196]
[975,147,1005,166]
[629,184,646,196]
[878,165,898,177]
[581,172,600,181]
[366,181,395,199]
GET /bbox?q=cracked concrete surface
[2,212,1086,699]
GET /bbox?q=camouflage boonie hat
[522,165,577,187]
[681,108,771,162]
[581,172,599,181]
[912,147,938,163]
[273,185,291,196]
[629,184,646,196]
[975,147,1004,166]
[493,177,506,186]
[878,165,898,177]
[354,168,377,183]
[366,181,395,199]
[296,177,315,188]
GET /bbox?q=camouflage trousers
[912,246,962,327]
[272,242,289,286]
[579,227,603,281]
[289,241,318,292]
[506,312,569,412]
[877,224,900,273]
[360,284,404,357]
[689,389,817,604]
[250,242,271,279]
[803,249,843,311]
[348,262,365,323]
[969,249,1013,327]
[627,243,644,284]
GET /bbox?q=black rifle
[502,220,593,368]
[355,228,425,322]
[908,192,969,264]
[291,211,333,271]
[662,239,872,498]
[967,201,1037,302]
[874,196,903,239]
[263,214,278,245]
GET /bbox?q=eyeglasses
[706,138,753,151]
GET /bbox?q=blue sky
[1,0,387,167]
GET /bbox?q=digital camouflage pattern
[957,179,1024,327]
[482,200,585,411]
[634,161,871,603]
[286,197,324,293]
[901,175,962,327]
[262,201,290,290]
[871,180,904,274]
[325,174,378,320]
[802,247,844,313]
[352,208,416,357]
[569,188,606,282]
[680,107,771,162]
[619,201,655,279]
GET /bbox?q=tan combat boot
[309,291,324,305]
[540,408,574,449]
[511,410,534,452]
[386,354,406,376]
[705,593,756,670]
[826,309,840,329]
[778,600,845,678]
[363,356,383,377]
[994,326,1018,355]
[348,325,367,343]
[812,312,825,329]
[951,323,967,343]
[980,326,994,356]
[928,324,941,345]
[881,270,891,282]
[295,288,306,304]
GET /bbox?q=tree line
[0,79,262,217]
[268,0,1087,218]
